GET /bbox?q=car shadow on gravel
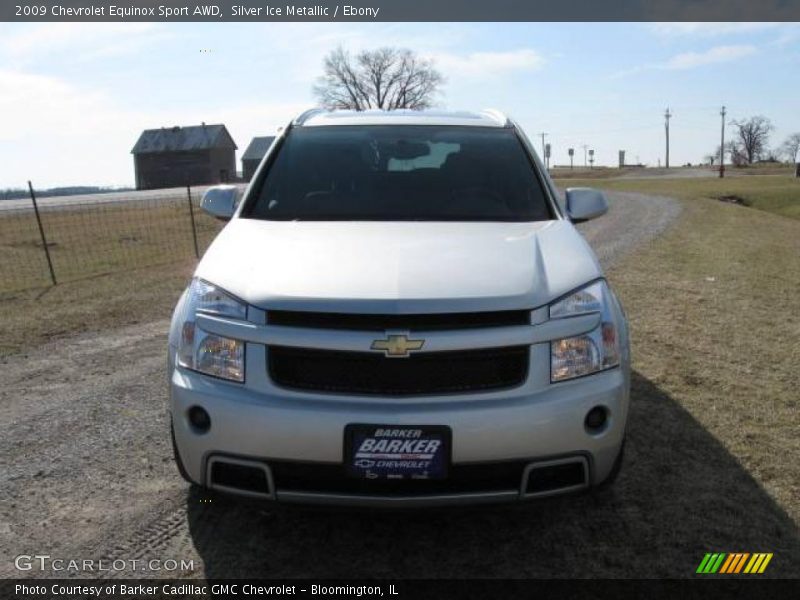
[185,371,800,578]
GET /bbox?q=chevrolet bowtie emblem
[370,334,425,358]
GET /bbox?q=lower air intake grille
[268,346,529,396]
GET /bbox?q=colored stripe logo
[697,553,773,574]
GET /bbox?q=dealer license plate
[345,424,450,480]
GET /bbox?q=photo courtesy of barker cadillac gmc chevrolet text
[167,108,631,507]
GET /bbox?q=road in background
[0,185,248,213]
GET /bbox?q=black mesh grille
[268,346,529,396]
[267,310,530,331]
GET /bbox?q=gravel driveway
[0,192,684,579]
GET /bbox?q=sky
[1,21,799,188]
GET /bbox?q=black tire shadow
[186,371,800,578]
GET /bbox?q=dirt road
[5,191,794,579]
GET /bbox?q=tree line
[707,117,800,166]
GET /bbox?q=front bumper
[170,341,629,507]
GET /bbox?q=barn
[131,123,237,190]
[241,136,276,181]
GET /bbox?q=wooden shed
[131,123,237,190]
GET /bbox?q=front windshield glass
[243,125,553,222]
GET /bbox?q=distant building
[241,136,276,181]
[131,123,237,190]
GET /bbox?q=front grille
[269,460,528,495]
[267,310,530,331]
[268,346,529,396]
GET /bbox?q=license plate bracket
[345,424,451,480]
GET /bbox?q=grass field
[548,166,625,179]
[0,262,195,356]
[0,195,223,292]
[0,195,223,355]
[555,169,800,219]
[580,176,800,526]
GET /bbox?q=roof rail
[293,108,327,126]
[480,109,510,127]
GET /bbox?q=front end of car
[167,276,630,507]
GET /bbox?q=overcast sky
[1,22,799,188]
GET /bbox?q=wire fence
[0,184,229,293]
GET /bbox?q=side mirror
[565,187,608,222]
[200,185,239,221]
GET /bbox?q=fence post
[28,181,57,286]
[186,185,200,258]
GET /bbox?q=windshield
[243,125,553,222]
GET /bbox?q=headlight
[549,280,621,382]
[176,279,247,382]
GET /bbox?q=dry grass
[724,162,796,177]
[551,163,795,181]
[0,261,194,357]
[549,166,628,179]
[600,184,800,523]
[0,195,225,356]
[558,172,800,220]
[0,197,222,291]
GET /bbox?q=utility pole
[581,144,588,167]
[719,105,726,178]
[664,107,672,169]
[539,132,548,165]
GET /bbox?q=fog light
[585,406,608,432]
[188,406,211,433]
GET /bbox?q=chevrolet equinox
[167,109,630,506]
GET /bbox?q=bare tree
[726,140,747,167]
[704,153,716,166]
[313,47,443,111]
[730,116,773,164]
[779,133,800,163]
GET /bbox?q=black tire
[170,418,196,484]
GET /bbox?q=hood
[195,219,603,313]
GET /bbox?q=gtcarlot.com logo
[14,554,195,573]
[696,552,773,574]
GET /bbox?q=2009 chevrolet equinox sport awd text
[167,109,630,507]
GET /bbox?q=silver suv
[167,109,630,506]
